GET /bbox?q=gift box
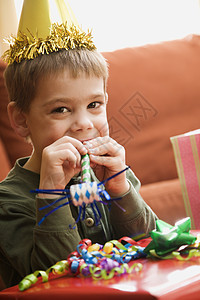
[170,129,200,229]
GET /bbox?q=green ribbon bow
[144,217,197,256]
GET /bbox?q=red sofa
[1,35,200,228]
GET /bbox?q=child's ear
[7,102,30,138]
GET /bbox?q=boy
[0,3,157,289]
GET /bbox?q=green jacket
[0,158,157,287]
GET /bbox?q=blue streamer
[32,166,130,228]
[38,200,71,225]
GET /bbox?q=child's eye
[87,101,101,109]
[51,107,70,113]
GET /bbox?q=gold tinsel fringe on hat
[3,22,96,65]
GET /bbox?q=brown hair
[4,49,109,112]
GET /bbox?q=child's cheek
[99,120,109,137]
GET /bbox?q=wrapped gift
[170,129,200,229]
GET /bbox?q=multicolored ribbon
[32,154,129,227]
[18,217,200,292]
[18,236,144,291]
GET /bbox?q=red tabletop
[1,231,200,300]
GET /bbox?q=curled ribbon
[18,236,145,291]
[18,217,200,292]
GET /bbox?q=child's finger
[84,136,114,148]
[87,142,123,157]
[53,136,88,155]
[84,137,124,159]
[43,143,81,167]
[89,154,120,169]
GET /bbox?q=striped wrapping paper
[170,129,200,229]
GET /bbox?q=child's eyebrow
[42,98,72,108]
[91,93,105,99]
[42,93,105,107]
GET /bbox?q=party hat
[3,0,96,65]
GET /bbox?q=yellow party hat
[3,0,96,64]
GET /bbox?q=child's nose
[70,113,94,131]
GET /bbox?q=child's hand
[84,137,129,197]
[39,136,87,191]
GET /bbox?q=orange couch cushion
[140,178,186,225]
[103,35,200,184]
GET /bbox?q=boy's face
[24,70,109,162]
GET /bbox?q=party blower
[32,154,129,228]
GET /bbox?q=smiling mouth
[79,136,99,143]
[80,138,93,143]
